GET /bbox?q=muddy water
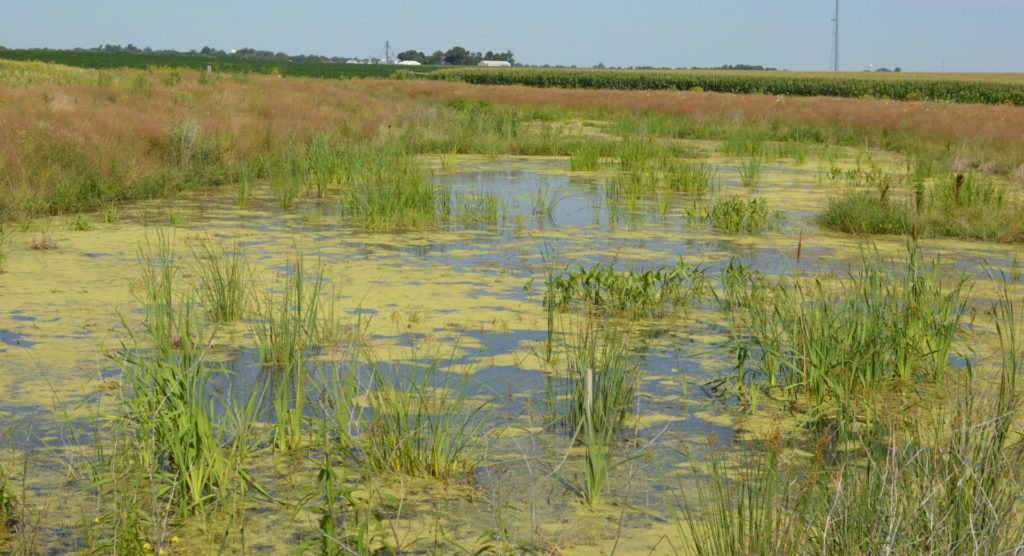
[0,153,1020,552]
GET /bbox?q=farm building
[397,60,422,66]
[478,60,512,67]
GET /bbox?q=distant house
[397,60,422,66]
[478,60,512,67]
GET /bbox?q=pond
[0,152,1020,553]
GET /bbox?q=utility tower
[830,0,839,71]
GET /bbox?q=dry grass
[353,79,1024,146]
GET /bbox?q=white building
[478,60,512,67]
[397,60,422,66]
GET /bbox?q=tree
[426,50,445,65]
[443,46,471,65]
[397,50,426,63]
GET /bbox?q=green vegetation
[434,67,1024,105]
[546,259,709,318]
[820,171,1024,242]
[358,343,490,480]
[718,244,969,422]
[705,196,780,234]
[0,48,441,79]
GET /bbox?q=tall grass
[98,233,261,555]
[337,141,446,231]
[568,142,601,171]
[545,316,641,505]
[720,243,970,422]
[189,237,251,322]
[670,274,1024,553]
[356,342,491,481]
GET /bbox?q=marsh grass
[670,280,1024,553]
[821,171,1024,241]
[530,182,566,224]
[454,188,505,224]
[97,234,263,555]
[189,238,251,323]
[357,341,491,481]
[719,243,969,422]
[568,143,601,172]
[249,253,330,370]
[337,142,444,231]
[738,157,763,188]
[545,315,641,505]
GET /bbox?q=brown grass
[351,79,1024,147]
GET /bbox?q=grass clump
[545,316,641,505]
[706,196,779,234]
[818,192,911,235]
[337,142,446,231]
[357,343,490,481]
[719,243,970,422]
[820,172,1024,241]
[189,237,251,322]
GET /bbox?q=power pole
[831,0,840,71]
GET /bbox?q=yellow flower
[171,536,180,544]
[93,517,100,523]
[142,542,151,550]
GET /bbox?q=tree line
[397,47,514,66]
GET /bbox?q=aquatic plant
[719,243,970,422]
[737,156,762,188]
[356,342,490,481]
[189,237,251,323]
[546,316,640,505]
[336,141,445,231]
[706,196,779,234]
[818,193,911,236]
[568,142,601,172]
[249,253,327,369]
[546,258,709,319]
[530,181,566,224]
[454,187,505,224]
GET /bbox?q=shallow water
[0,152,1020,552]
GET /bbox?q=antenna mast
[830,0,839,71]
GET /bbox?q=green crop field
[0,48,442,79]
[431,67,1024,105]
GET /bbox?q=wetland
[0,61,1022,554]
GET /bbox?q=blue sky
[2,0,1020,72]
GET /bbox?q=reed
[737,157,762,188]
[568,142,601,172]
[189,237,251,323]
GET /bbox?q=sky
[1,0,1021,72]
